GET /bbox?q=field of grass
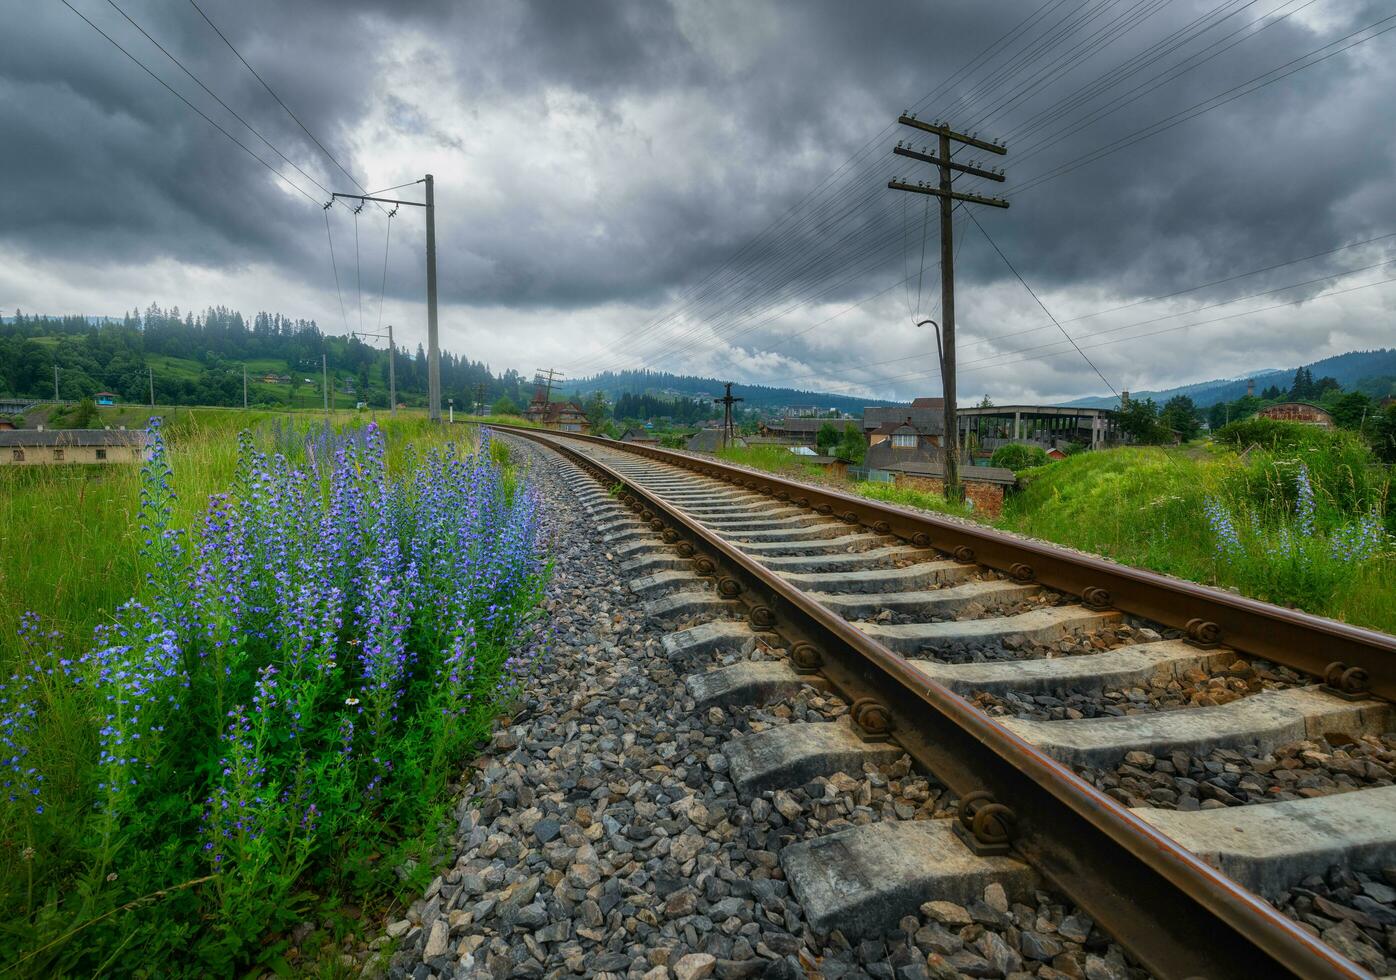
[0,408,546,974]
[716,444,829,478]
[0,407,436,649]
[700,425,1395,634]
[1000,439,1393,632]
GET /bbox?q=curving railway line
[486,422,1396,980]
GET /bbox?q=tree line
[1115,366,1394,457]
[0,306,535,411]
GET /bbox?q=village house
[0,428,148,466]
[864,416,944,471]
[1256,402,1334,427]
[94,392,118,406]
[524,390,591,432]
[618,427,660,446]
[686,428,745,452]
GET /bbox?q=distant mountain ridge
[569,369,899,414]
[1063,348,1396,408]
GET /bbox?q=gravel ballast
[377,435,1148,980]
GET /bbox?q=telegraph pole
[149,365,154,408]
[888,115,1007,501]
[473,382,486,415]
[243,365,248,410]
[329,177,437,420]
[534,368,564,403]
[54,365,60,403]
[322,353,329,414]
[714,382,744,449]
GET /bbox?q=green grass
[699,431,1395,634]
[716,444,828,477]
[999,443,1394,632]
[0,409,541,975]
[0,407,466,657]
[853,482,976,518]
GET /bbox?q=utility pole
[534,368,565,403]
[329,177,437,419]
[388,324,397,415]
[243,365,248,410]
[889,115,1007,502]
[354,322,397,414]
[425,174,441,422]
[714,382,744,449]
[149,365,154,408]
[54,365,60,403]
[322,353,329,414]
[473,382,486,415]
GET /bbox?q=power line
[187,0,376,203]
[102,0,336,201]
[59,0,320,206]
[324,209,350,332]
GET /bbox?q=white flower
[345,697,360,706]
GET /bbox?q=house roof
[0,429,147,448]
[910,397,944,409]
[686,428,745,452]
[619,428,658,442]
[863,404,945,435]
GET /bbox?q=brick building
[1255,402,1334,428]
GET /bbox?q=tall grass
[1002,438,1393,631]
[0,414,545,975]
[0,409,461,653]
[716,444,827,478]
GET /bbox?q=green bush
[990,443,1049,471]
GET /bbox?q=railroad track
[488,423,1396,980]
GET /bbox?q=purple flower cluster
[2,417,544,925]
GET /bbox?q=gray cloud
[3,0,1394,400]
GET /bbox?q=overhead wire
[324,211,351,333]
[101,0,339,202]
[59,0,321,206]
[186,0,381,208]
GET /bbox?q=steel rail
[487,423,1396,702]
[489,422,1381,980]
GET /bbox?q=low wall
[894,473,1007,518]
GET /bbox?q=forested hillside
[0,306,534,410]
[572,369,896,414]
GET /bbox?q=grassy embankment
[719,426,1394,633]
[0,408,546,975]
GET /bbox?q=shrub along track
[462,425,1395,979]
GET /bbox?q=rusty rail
[488,422,1394,980]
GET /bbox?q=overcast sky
[4,0,1394,402]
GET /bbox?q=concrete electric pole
[888,116,1008,502]
[330,176,439,420]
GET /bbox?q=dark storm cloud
[4,0,1394,392]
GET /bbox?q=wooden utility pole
[149,365,154,407]
[534,368,564,403]
[322,353,329,414]
[243,365,248,410]
[473,382,486,415]
[54,365,60,403]
[888,115,1008,501]
[329,177,437,419]
[714,382,744,449]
